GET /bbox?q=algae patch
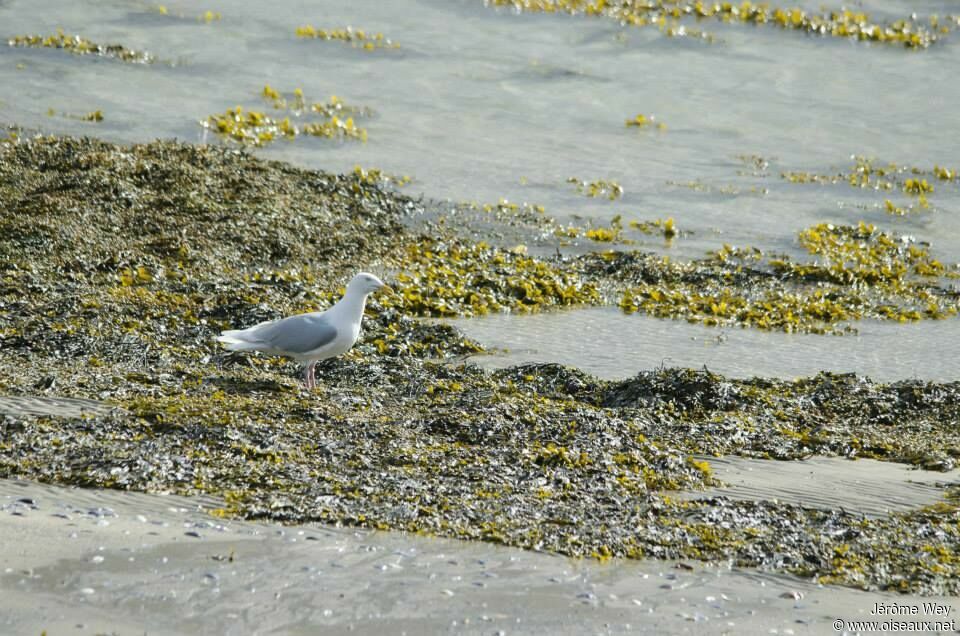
[615,222,960,334]
[8,29,155,63]
[295,25,399,50]
[567,176,623,201]
[152,5,223,23]
[781,156,957,215]
[46,108,104,123]
[625,113,665,131]
[384,237,601,317]
[204,86,369,146]
[485,0,948,49]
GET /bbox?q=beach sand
[3,475,957,635]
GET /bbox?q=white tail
[217,328,264,352]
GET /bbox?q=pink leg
[307,362,317,389]
[303,363,313,389]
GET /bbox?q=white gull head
[346,272,387,297]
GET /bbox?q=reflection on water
[448,306,960,382]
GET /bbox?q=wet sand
[3,476,957,636]
[688,456,960,518]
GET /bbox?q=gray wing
[253,313,338,354]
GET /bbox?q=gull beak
[379,284,395,296]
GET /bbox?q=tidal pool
[447,306,960,381]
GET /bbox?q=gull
[217,272,389,388]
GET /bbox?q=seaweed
[486,1,950,49]
[8,29,155,63]
[2,135,960,595]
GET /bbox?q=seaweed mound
[2,136,959,595]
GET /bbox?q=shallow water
[448,307,960,381]
[2,0,958,375]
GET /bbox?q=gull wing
[252,312,339,354]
